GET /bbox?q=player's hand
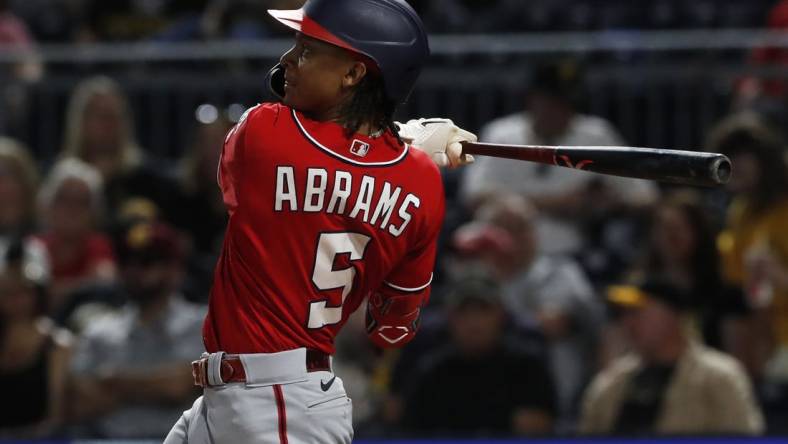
[396,118,477,168]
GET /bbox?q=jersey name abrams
[274,166,420,237]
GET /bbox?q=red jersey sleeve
[383,159,445,295]
[383,232,439,293]
[366,156,445,348]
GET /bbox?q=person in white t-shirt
[461,61,658,256]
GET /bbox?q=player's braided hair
[337,72,403,146]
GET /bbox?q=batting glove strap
[206,352,226,386]
[192,352,230,388]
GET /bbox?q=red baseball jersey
[202,103,445,354]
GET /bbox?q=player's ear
[342,61,367,89]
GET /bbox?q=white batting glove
[396,118,477,168]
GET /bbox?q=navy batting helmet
[267,0,430,104]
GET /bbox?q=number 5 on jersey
[308,232,372,329]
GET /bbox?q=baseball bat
[460,142,731,187]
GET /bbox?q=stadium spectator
[36,158,116,317]
[76,0,202,42]
[0,238,71,438]
[417,0,550,33]
[453,194,602,431]
[68,220,203,439]
[0,0,32,46]
[192,0,297,42]
[7,0,81,43]
[0,137,39,252]
[460,61,658,259]
[61,76,177,224]
[0,0,42,82]
[734,0,788,118]
[58,196,166,332]
[638,190,747,350]
[580,276,764,435]
[709,112,788,430]
[400,266,556,437]
[0,0,42,135]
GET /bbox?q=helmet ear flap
[266,64,286,100]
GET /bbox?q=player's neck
[354,122,384,137]
[300,100,382,136]
[307,113,383,137]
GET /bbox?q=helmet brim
[268,8,361,54]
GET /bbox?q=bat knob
[713,155,732,185]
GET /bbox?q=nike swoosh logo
[320,375,336,392]
[420,120,443,127]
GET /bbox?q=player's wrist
[365,290,424,349]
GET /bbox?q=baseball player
[164,1,476,443]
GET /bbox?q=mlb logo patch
[350,139,370,158]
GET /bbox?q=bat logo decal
[557,155,594,170]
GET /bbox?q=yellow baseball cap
[606,276,690,312]
[607,285,649,308]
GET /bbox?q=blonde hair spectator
[61,76,142,179]
[37,158,104,228]
[0,137,39,234]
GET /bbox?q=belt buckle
[191,358,208,387]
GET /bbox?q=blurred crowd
[0,62,787,441]
[0,0,779,49]
[1,0,788,442]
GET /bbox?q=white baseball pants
[164,349,353,444]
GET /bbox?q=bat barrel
[556,147,731,187]
[462,142,732,187]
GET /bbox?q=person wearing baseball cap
[399,265,556,436]
[461,60,658,258]
[69,221,206,439]
[442,266,505,311]
[579,275,764,435]
[606,276,694,315]
[452,193,602,430]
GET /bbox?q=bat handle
[460,140,479,162]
